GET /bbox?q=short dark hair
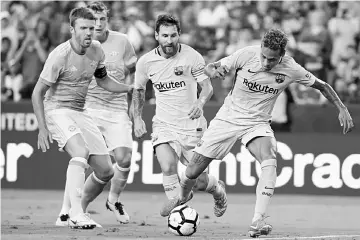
[262,29,288,56]
[87,1,109,17]
[155,14,181,34]
[69,7,95,27]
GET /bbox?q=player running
[31,7,132,229]
[132,14,227,218]
[56,2,137,225]
[160,29,354,237]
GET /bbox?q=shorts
[45,109,108,155]
[194,118,274,160]
[151,120,206,166]
[86,108,133,151]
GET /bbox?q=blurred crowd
[1,1,360,106]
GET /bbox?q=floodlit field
[2,189,360,240]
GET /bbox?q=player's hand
[338,107,354,134]
[188,100,204,120]
[214,65,229,80]
[37,127,53,152]
[134,117,147,138]
[127,84,134,94]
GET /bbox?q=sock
[59,183,71,215]
[81,172,108,212]
[205,175,223,199]
[67,157,88,217]
[252,159,277,223]
[179,171,197,201]
[163,174,180,200]
[108,164,130,204]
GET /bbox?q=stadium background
[1,0,360,197]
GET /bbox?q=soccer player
[161,29,354,237]
[31,7,132,229]
[57,2,136,225]
[132,14,228,218]
[84,2,136,224]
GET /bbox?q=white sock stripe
[163,174,179,182]
[91,172,107,185]
[70,157,89,168]
[261,158,277,168]
[113,163,130,172]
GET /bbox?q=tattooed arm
[310,79,354,134]
[131,87,147,138]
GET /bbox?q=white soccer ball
[168,204,200,236]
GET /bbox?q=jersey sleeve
[220,47,255,71]
[290,60,317,87]
[134,56,148,89]
[191,51,208,83]
[123,36,137,70]
[39,50,63,85]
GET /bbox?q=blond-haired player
[161,29,354,238]
[133,14,227,218]
[31,7,132,229]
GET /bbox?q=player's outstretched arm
[204,62,229,80]
[132,88,147,138]
[31,81,53,152]
[96,74,133,93]
[310,79,354,134]
[188,79,213,120]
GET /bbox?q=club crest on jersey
[275,74,285,84]
[174,66,184,76]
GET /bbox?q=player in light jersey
[161,29,354,237]
[132,14,227,218]
[31,7,132,229]
[56,2,137,225]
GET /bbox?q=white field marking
[242,235,360,240]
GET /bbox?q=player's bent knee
[93,167,114,183]
[185,164,202,180]
[115,152,132,168]
[161,162,178,176]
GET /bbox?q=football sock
[163,174,180,200]
[81,172,109,212]
[108,164,130,204]
[253,159,277,223]
[59,184,71,215]
[205,175,223,199]
[179,171,197,201]
[67,157,88,217]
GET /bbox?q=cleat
[68,212,97,229]
[85,213,102,228]
[160,191,194,217]
[214,180,228,217]
[106,199,130,224]
[55,214,69,227]
[248,216,273,238]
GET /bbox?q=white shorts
[194,118,274,160]
[151,121,205,166]
[86,108,133,150]
[45,109,108,155]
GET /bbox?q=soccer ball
[168,204,200,236]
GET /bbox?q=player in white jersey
[161,29,354,237]
[132,14,227,218]
[31,7,133,229]
[56,2,136,225]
